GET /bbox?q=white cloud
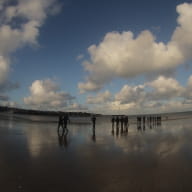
[24,79,75,110]
[5,0,60,22]
[76,54,84,61]
[115,85,145,104]
[87,90,112,104]
[115,76,184,104]
[87,76,192,114]
[0,56,10,85]
[184,76,192,99]
[79,2,192,93]
[146,76,184,100]
[79,81,102,93]
[66,103,88,112]
[0,0,61,94]
[171,3,192,60]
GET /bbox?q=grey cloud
[0,81,20,92]
[0,94,9,101]
[87,90,112,104]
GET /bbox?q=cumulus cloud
[0,0,61,95]
[66,103,88,111]
[79,2,192,92]
[146,76,184,100]
[184,76,192,99]
[24,79,75,110]
[0,56,10,86]
[115,85,146,104]
[87,76,192,114]
[115,76,185,104]
[87,90,112,104]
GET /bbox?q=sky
[0,0,192,115]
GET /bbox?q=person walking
[58,113,64,129]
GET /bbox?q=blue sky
[0,0,192,114]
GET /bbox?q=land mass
[0,106,99,117]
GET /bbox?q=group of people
[137,115,162,131]
[111,116,129,128]
[58,113,70,129]
[137,115,161,126]
[57,114,162,142]
[111,116,129,135]
[57,114,97,147]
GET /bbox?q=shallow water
[1,114,192,192]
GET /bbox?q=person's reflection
[120,116,124,130]
[137,116,141,131]
[143,116,145,126]
[143,124,145,131]
[91,115,96,129]
[115,116,119,136]
[92,126,96,142]
[111,124,115,136]
[111,129,115,136]
[149,123,152,129]
[137,124,142,131]
[120,124,124,135]
[124,116,128,129]
[123,124,129,136]
[58,127,68,148]
[116,116,119,127]
[116,125,119,136]
[111,116,115,134]
[58,131,64,146]
[125,123,129,133]
[157,116,162,126]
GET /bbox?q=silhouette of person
[137,116,141,126]
[63,114,70,129]
[116,116,119,128]
[143,116,146,125]
[111,116,115,134]
[111,116,115,128]
[91,115,96,129]
[58,113,64,130]
[120,116,124,130]
[92,127,96,142]
[157,116,162,126]
[137,116,142,131]
[124,116,128,128]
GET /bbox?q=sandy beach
[1,113,192,192]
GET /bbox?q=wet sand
[1,114,192,192]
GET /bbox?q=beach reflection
[1,114,192,191]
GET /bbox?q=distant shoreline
[0,106,95,117]
[1,105,192,118]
